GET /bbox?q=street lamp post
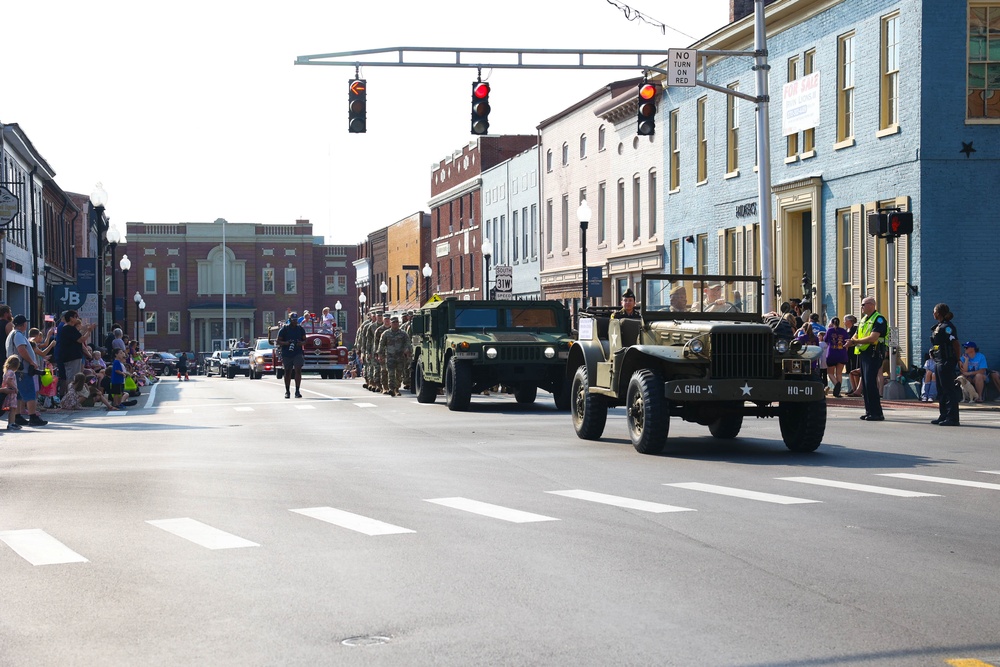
[119,253,131,337]
[379,280,388,311]
[133,291,142,343]
[139,299,146,351]
[578,200,592,308]
[358,291,367,317]
[482,238,493,300]
[90,183,108,340]
[106,224,121,328]
[422,263,432,305]
[335,300,342,344]
[216,218,228,350]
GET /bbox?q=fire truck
[268,313,348,379]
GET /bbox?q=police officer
[611,288,641,320]
[930,303,961,426]
[846,296,888,421]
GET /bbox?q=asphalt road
[2,375,999,667]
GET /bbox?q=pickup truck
[221,348,252,379]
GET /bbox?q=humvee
[409,298,574,411]
[567,273,826,454]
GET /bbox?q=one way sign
[667,49,698,87]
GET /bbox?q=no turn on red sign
[667,49,698,87]
[0,186,19,228]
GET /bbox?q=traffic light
[637,81,659,136]
[348,78,366,133]
[471,81,491,135]
[867,211,914,237]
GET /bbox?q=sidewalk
[826,394,1000,411]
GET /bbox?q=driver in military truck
[611,288,641,320]
[669,284,690,312]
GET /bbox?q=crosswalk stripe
[978,471,1000,476]
[778,476,940,497]
[173,408,192,414]
[294,404,316,410]
[878,473,1000,491]
[665,482,820,505]
[546,490,696,513]
[234,407,254,412]
[146,518,260,549]
[355,403,377,408]
[290,507,415,536]
[0,529,89,565]
[425,497,560,523]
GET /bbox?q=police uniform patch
[877,317,884,324]
[945,326,952,334]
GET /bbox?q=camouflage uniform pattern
[377,327,413,395]
[357,316,373,387]
[370,320,390,392]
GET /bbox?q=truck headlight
[689,339,704,354]
[486,347,498,359]
[775,339,788,354]
[544,347,556,359]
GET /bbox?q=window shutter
[717,229,726,273]
[864,202,878,299]
[849,204,863,315]
[893,196,910,368]
[773,218,783,300]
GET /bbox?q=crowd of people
[2,305,165,433]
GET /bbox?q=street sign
[494,265,513,297]
[0,186,20,228]
[667,49,697,87]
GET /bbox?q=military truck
[567,273,826,455]
[409,298,574,411]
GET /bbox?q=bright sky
[3,0,729,245]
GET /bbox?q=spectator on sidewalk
[825,317,850,397]
[57,310,96,397]
[921,350,938,402]
[2,355,21,429]
[959,341,989,403]
[4,315,47,426]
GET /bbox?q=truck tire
[571,366,607,440]
[708,413,743,439]
[415,363,438,404]
[227,366,236,379]
[626,369,669,455]
[552,375,572,411]
[444,358,472,411]
[779,400,826,452]
[513,385,537,404]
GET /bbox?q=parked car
[249,338,274,379]
[222,348,252,379]
[145,351,180,376]
[205,350,230,377]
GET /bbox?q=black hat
[12,314,28,326]
[622,288,635,299]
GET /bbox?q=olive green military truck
[567,274,827,455]
[409,298,574,411]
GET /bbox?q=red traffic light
[639,83,658,100]
[473,82,490,99]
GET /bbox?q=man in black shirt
[276,312,307,399]
[57,310,96,397]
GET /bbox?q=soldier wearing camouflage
[377,316,413,396]
[370,315,391,393]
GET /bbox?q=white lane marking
[355,403,377,408]
[425,497,559,523]
[107,411,128,416]
[290,507,415,536]
[779,476,940,498]
[665,482,820,505]
[979,471,1000,476]
[878,473,1000,491]
[144,380,159,409]
[546,490,696,513]
[294,404,316,410]
[234,406,254,412]
[174,408,192,414]
[0,529,89,566]
[146,518,260,549]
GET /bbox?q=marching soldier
[377,316,413,397]
[370,314,391,393]
[357,313,375,389]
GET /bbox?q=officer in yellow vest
[846,296,889,421]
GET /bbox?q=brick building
[122,219,356,352]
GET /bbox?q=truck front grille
[711,331,773,379]
[497,346,543,362]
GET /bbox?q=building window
[697,96,708,183]
[598,181,607,244]
[616,180,625,245]
[838,32,856,142]
[598,125,606,151]
[727,83,740,173]
[968,5,1000,118]
[632,175,641,241]
[880,13,901,129]
[531,204,538,258]
[262,267,275,294]
[579,134,587,159]
[647,170,657,237]
[561,142,569,166]
[787,56,800,157]
[284,267,297,294]
[323,273,347,294]
[670,238,681,273]
[696,234,709,274]
[669,109,680,190]
[145,311,157,335]
[168,311,180,334]
[325,275,336,294]
[522,206,529,260]
[167,267,180,294]
[545,199,553,254]
[144,267,156,293]
[803,49,817,151]
[512,209,519,262]
[546,149,553,172]
[263,311,275,329]
[561,195,569,251]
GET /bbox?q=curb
[826,395,1000,411]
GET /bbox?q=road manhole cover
[341,635,391,647]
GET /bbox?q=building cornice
[428,177,482,208]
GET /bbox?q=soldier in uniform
[370,314,391,393]
[846,296,888,421]
[669,284,690,312]
[611,288,641,320]
[401,311,413,336]
[377,316,413,397]
[357,313,374,389]
[929,302,961,426]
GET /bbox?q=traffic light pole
[298,1,776,311]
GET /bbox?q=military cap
[390,316,400,323]
[669,284,686,296]
[622,288,636,299]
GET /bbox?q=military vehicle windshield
[454,306,561,330]
[642,274,762,321]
